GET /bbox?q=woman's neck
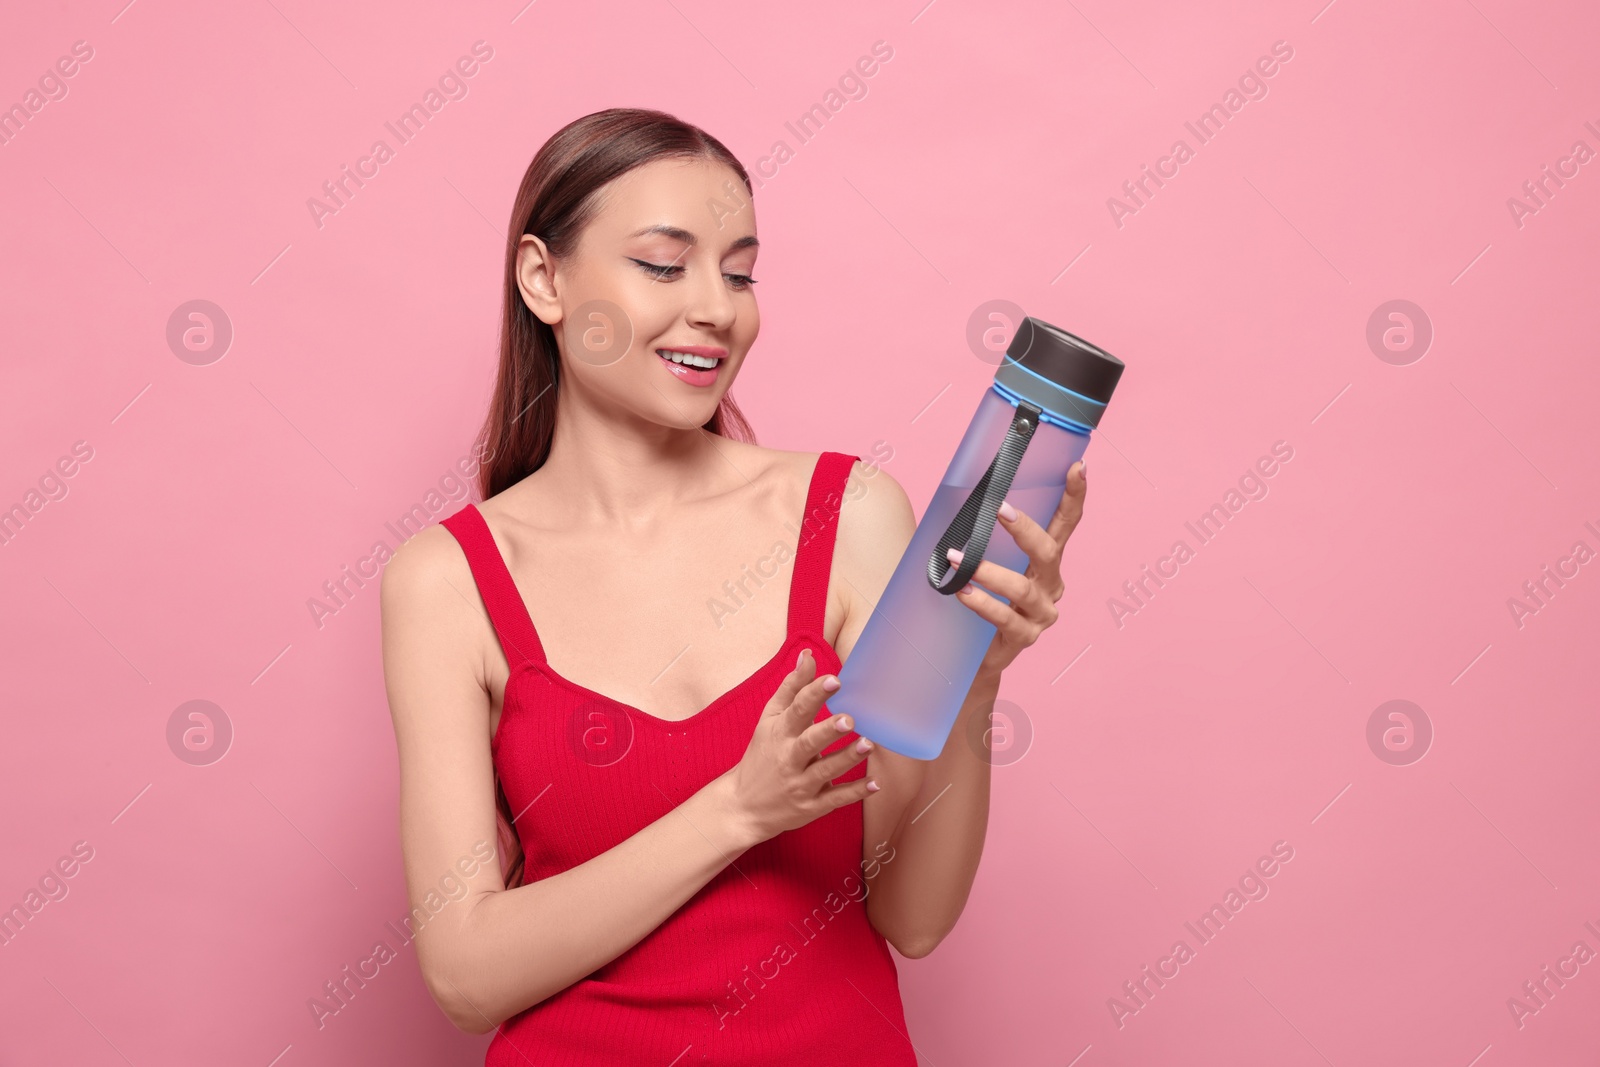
[533,408,741,530]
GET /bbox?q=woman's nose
[685,262,737,329]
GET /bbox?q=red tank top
[440,451,918,1066]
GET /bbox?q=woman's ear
[516,234,562,326]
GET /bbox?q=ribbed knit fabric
[440,451,918,1066]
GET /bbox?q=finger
[945,550,1027,603]
[798,711,859,763]
[804,735,874,788]
[818,774,879,812]
[953,579,1033,642]
[1040,460,1087,544]
[963,582,1045,656]
[783,669,839,738]
[994,497,1065,578]
[946,550,1055,620]
[960,575,1055,631]
[766,646,818,717]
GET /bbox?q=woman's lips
[656,349,723,386]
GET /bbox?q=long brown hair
[473,108,758,889]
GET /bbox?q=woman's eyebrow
[627,223,759,251]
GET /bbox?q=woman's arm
[836,457,1087,958]
[381,526,760,1033]
[859,671,999,959]
[831,459,998,960]
[381,523,872,1032]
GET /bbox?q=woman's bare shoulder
[732,440,913,524]
[828,452,916,655]
[836,454,915,552]
[380,520,479,624]
[378,520,492,703]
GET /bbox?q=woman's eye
[632,258,683,279]
[632,258,757,290]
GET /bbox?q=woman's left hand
[947,460,1088,678]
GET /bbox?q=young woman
[380,107,1088,1065]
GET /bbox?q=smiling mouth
[655,348,725,386]
[656,348,724,369]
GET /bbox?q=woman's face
[519,156,760,431]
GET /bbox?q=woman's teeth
[657,349,721,369]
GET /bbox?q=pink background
[3,0,1598,1063]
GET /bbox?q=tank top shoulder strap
[786,451,860,639]
[439,504,547,670]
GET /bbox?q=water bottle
[831,316,1125,759]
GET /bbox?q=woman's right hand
[718,647,878,847]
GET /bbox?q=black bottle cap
[1004,317,1125,406]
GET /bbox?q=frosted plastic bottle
[830,317,1125,759]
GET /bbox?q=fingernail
[796,648,812,670]
[946,547,964,566]
[821,675,840,692]
[835,715,853,732]
[998,500,1018,522]
[1079,460,1087,481]
[960,583,974,595]
[866,779,880,792]
[856,738,874,754]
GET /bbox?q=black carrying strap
[926,401,1042,594]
